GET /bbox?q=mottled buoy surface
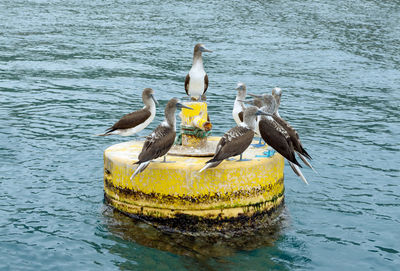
[104,137,285,235]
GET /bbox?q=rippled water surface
[1,0,399,270]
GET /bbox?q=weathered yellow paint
[104,137,285,221]
[181,101,208,118]
[180,102,211,148]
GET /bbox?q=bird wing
[137,125,176,162]
[203,74,209,94]
[273,115,311,159]
[259,117,301,167]
[238,111,244,122]
[106,108,151,132]
[253,98,263,108]
[184,74,190,96]
[210,126,254,162]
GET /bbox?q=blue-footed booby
[258,111,305,183]
[239,89,276,147]
[254,89,314,184]
[254,99,277,138]
[185,43,212,100]
[248,93,276,109]
[270,88,315,176]
[98,88,158,136]
[232,82,247,125]
[131,98,192,180]
[199,106,268,172]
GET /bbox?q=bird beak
[256,110,272,116]
[200,46,213,53]
[151,94,159,105]
[248,93,262,98]
[237,99,254,105]
[177,103,193,110]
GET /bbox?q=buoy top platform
[104,101,285,234]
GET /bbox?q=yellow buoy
[104,101,285,234]
[180,102,212,148]
[104,137,284,234]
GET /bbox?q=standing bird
[254,90,314,184]
[232,82,247,125]
[258,112,309,184]
[185,43,212,100]
[199,106,268,172]
[258,111,303,168]
[131,98,192,180]
[269,88,316,180]
[240,88,276,147]
[253,98,277,142]
[271,88,313,162]
[98,88,158,137]
[248,93,276,109]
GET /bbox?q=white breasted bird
[232,82,247,126]
[98,88,158,137]
[131,98,193,180]
[255,89,315,184]
[185,43,212,100]
[200,106,269,172]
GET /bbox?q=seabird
[277,116,313,184]
[258,112,309,184]
[98,88,158,136]
[270,88,315,174]
[130,98,192,180]
[255,90,314,184]
[245,88,314,184]
[199,106,267,172]
[185,43,212,100]
[248,93,276,109]
[232,82,247,125]
[240,90,276,147]
[254,99,277,138]
[258,109,301,163]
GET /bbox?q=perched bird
[232,82,247,125]
[130,98,192,180]
[248,93,276,109]
[241,96,309,184]
[253,99,278,137]
[98,88,158,137]
[270,88,315,177]
[271,88,312,161]
[258,111,303,169]
[239,88,276,147]
[254,89,315,184]
[273,113,312,161]
[199,106,268,172]
[185,43,212,100]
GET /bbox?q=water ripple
[1,0,400,270]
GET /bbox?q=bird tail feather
[301,148,312,160]
[130,161,150,180]
[199,161,222,173]
[298,153,318,175]
[289,162,309,185]
[95,133,110,136]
